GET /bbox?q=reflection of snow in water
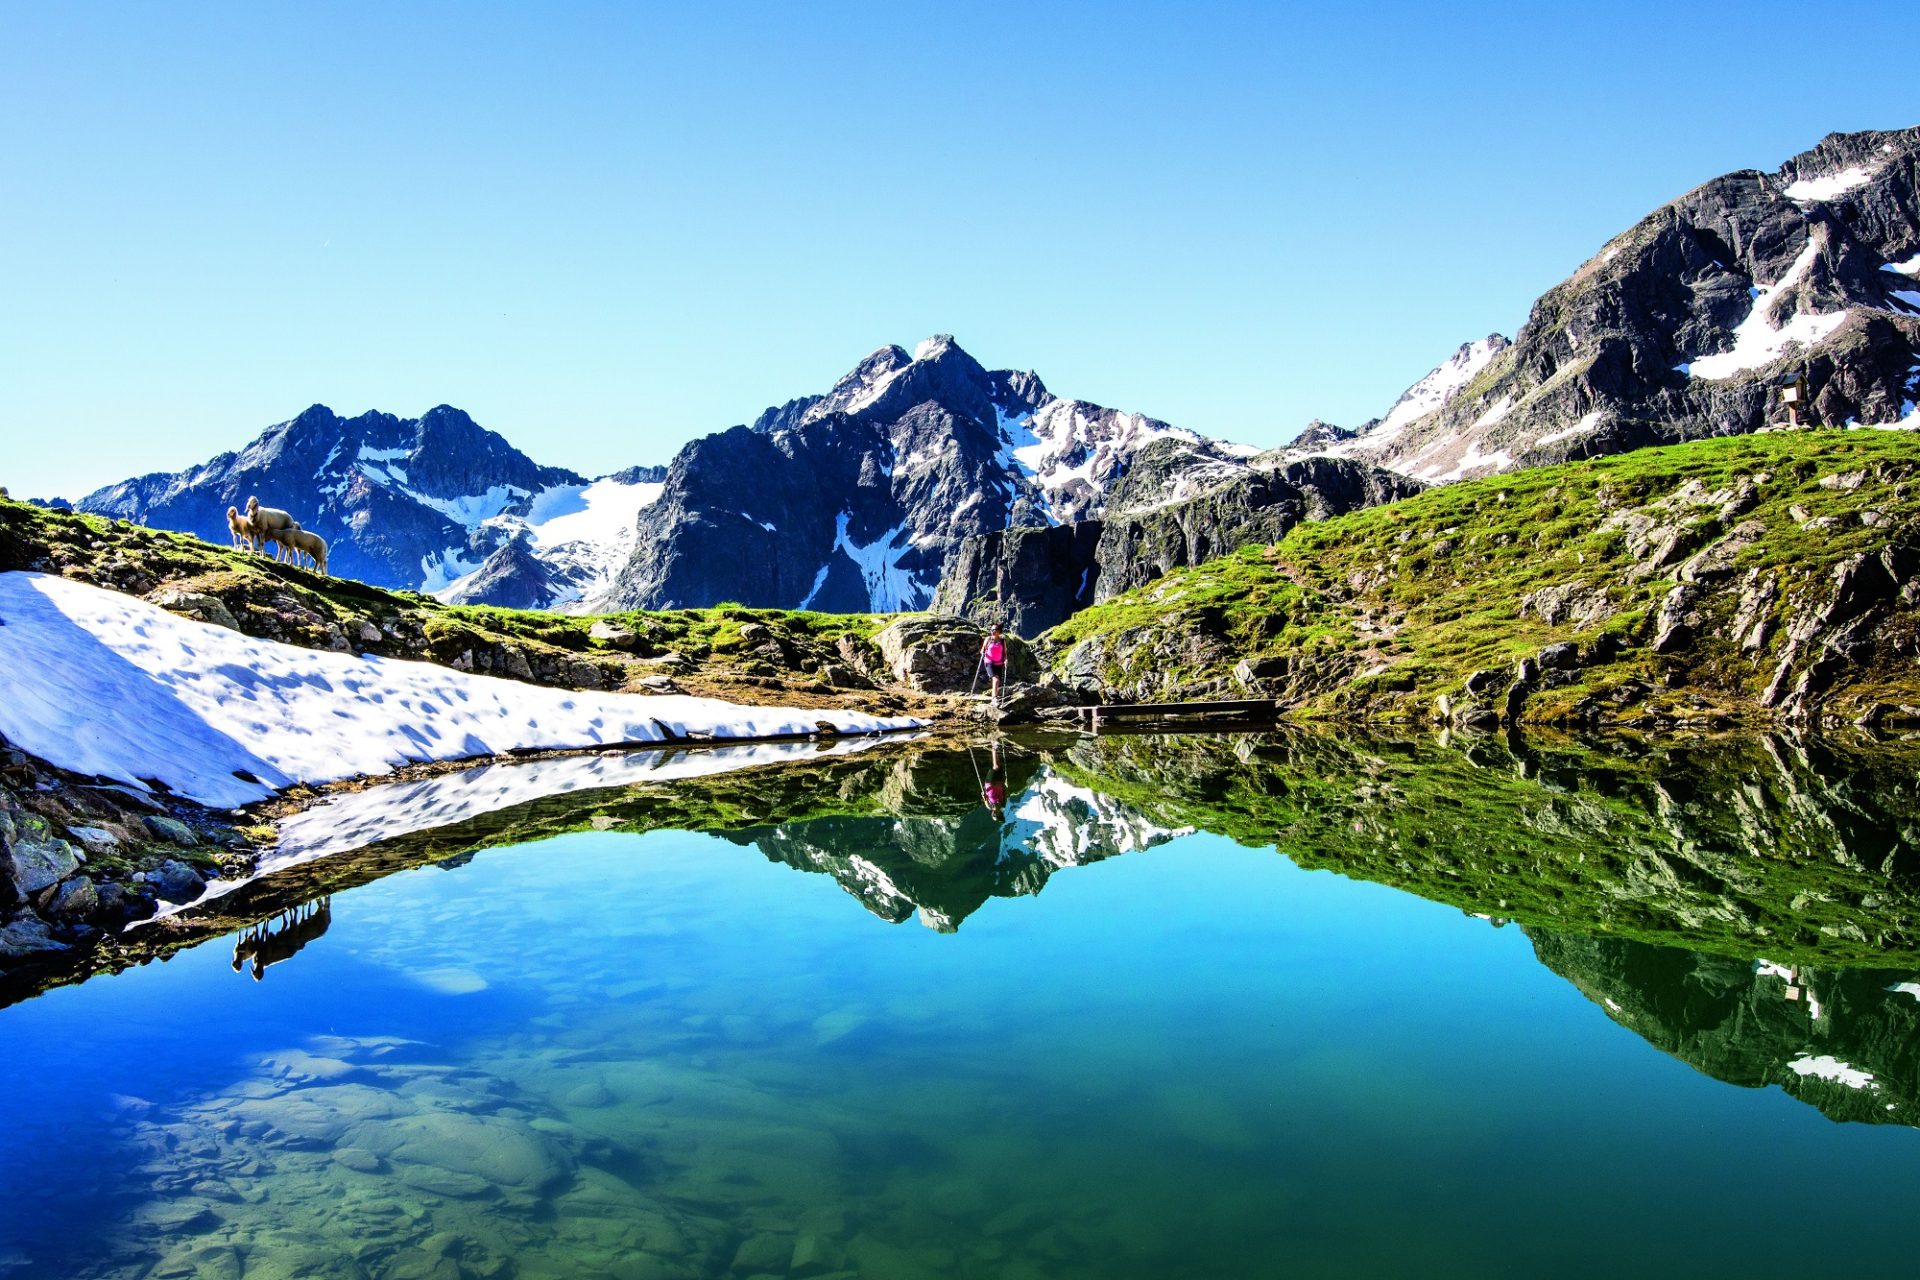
[1787,1055,1877,1091]
[1001,773,1192,868]
[144,736,905,923]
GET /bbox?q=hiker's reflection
[982,742,1008,819]
[232,897,332,981]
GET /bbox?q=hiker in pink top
[981,624,1008,707]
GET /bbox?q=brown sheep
[280,526,329,576]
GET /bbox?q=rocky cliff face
[1295,126,1920,482]
[600,335,1230,612]
[74,404,668,608]
[933,442,1421,635]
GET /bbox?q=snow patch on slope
[1784,165,1875,203]
[1533,410,1604,448]
[829,511,925,612]
[0,573,918,810]
[1684,241,1849,379]
[1372,337,1508,444]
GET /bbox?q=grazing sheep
[224,504,260,551]
[260,522,302,564]
[245,496,302,562]
[281,526,329,575]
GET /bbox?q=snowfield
[0,573,919,809]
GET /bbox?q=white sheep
[281,526,329,576]
[246,496,302,563]
[225,505,260,551]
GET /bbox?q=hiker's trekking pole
[968,649,986,697]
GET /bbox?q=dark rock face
[602,336,1216,612]
[1301,126,1920,481]
[933,444,1421,635]
[931,523,1103,636]
[1091,452,1424,604]
[76,404,586,593]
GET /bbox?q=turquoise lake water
[3,738,1920,1278]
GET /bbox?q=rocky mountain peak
[1289,125,1920,485]
[601,334,1264,613]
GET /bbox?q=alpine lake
[4,729,1920,1279]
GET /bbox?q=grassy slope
[1044,431,1920,722]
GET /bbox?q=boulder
[1517,583,1614,628]
[1678,518,1766,582]
[1464,669,1502,696]
[1652,584,1700,654]
[992,683,1073,722]
[146,588,241,633]
[44,875,98,920]
[0,914,68,957]
[1537,642,1580,672]
[144,814,199,846]
[871,617,1031,693]
[7,833,80,897]
[588,620,640,649]
[136,859,206,905]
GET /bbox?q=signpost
[1778,375,1811,428]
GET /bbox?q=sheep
[224,504,260,551]
[259,522,302,565]
[245,496,302,562]
[280,526,329,576]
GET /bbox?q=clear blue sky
[3,1,1914,499]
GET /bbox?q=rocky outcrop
[0,737,241,974]
[1293,126,1920,482]
[930,522,1102,636]
[1089,451,1423,604]
[933,446,1420,635]
[869,616,1034,693]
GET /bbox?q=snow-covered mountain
[600,335,1252,612]
[1289,125,1920,482]
[71,339,1263,614]
[76,405,666,609]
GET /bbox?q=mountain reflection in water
[46,730,1920,1122]
[5,729,1920,1278]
